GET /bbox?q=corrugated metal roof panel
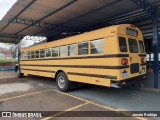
[0,0,159,43]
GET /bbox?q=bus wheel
[17,69,23,78]
[56,72,70,92]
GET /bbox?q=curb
[0,68,15,71]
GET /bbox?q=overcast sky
[0,36,46,49]
[0,0,17,20]
[0,39,34,49]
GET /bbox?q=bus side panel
[68,75,111,87]
[104,36,119,55]
[21,69,55,78]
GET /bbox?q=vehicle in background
[146,53,160,70]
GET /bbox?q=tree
[0,46,7,53]
[5,40,26,59]
[8,44,18,59]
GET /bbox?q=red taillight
[95,80,99,82]
[121,58,128,65]
[141,58,145,63]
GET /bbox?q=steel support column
[130,0,159,88]
[152,9,159,88]
[130,0,154,15]
[18,44,20,63]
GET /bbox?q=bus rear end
[111,25,146,88]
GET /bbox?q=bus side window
[46,48,51,57]
[20,52,24,59]
[60,46,67,57]
[118,37,127,52]
[78,42,88,55]
[52,47,58,57]
[24,53,27,59]
[31,51,35,59]
[40,49,45,58]
[90,39,104,54]
[27,52,30,59]
[36,50,40,58]
[68,44,76,56]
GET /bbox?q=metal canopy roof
[0,0,160,44]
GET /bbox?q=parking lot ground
[0,76,153,120]
[0,71,159,120]
[0,71,16,79]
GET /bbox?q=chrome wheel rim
[58,76,65,88]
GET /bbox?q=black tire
[56,72,70,92]
[17,69,23,78]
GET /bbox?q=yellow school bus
[17,24,146,92]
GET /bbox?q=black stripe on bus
[67,72,117,79]
[20,54,129,61]
[21,68,55,73]
[21,64,129,69]
[139,54,146,57]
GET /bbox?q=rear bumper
[111,74,146,88]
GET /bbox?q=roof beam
[15,0,78,34]
[0,33,23,44]
[8,17,79,33]
[61,0,123,25]
[35,0,122,36]
[0,33,23,39]
[0,37,18,44]
[0,0,36,32]
[130,0,154,15]
[82,9,148,32]
[83,10,150,32]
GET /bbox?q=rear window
[118,37,127,52]
[126,27,138,37]
[139,41,145,53]
[128,39,138,53]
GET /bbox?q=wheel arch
[55,70,68,79]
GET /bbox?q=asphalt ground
[0,72,159,120]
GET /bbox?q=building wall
[0,53,5,59]
[0,53,13,59]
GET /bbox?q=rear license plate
[141,69,145,74]
[122,73,128,77]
